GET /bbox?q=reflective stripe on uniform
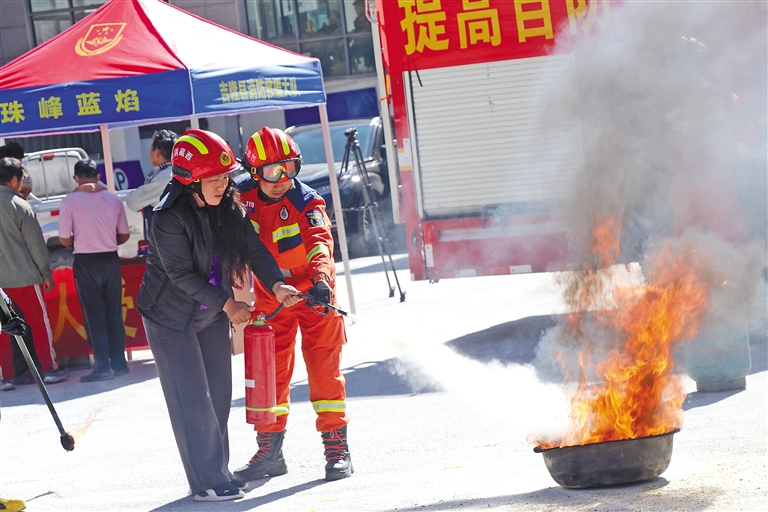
[277,130,291,156]
[275,402,290,416]
[251,132,266,160]
[273,223,300,242]
[280,268,292,278]
[306,244,329,262]
[312,400,346,413]
[250,219,260,234]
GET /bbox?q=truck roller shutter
[407,54,584,219]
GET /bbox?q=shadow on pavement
[385,477,716,511]
[445,314,559,366]
[0,358,158,407]
[682,388,746,411]
[148,479,327,511]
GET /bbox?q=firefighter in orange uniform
[234,127,352,482]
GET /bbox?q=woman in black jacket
[137,129,301,502]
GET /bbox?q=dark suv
[285,116,391,257]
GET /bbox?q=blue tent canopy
[0,0,326,137]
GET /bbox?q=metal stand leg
[340,128,406,302]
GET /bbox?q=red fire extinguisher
[244,313,276,425]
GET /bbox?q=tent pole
[100,124,115,193]
[320,104,356,315]
[190,114,200,129]
[371,8,401,225]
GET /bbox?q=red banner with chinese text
[0,261,148,377]
[377,0,615,73]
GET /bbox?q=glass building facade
[244,0,375,78]
[29,0,108,45]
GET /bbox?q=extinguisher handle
[252,294,348,323]
[298,293,348,317]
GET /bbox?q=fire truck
[375,0,611,281]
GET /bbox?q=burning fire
[536,216,713,449]
[69,412,95,444]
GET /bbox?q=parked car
[285,116,392,257]
[22,147,143,268]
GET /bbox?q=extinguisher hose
[263,304,283,321]
[259,293,349,321]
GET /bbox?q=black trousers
[73,252,127,373]
[143,308,234,494]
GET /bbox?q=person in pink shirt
[58,159,130,382]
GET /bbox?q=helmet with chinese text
[244,127,302,184]
[171,129,239,185]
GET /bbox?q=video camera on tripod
[341,127,405,302]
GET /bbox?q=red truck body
[375,0,613,280]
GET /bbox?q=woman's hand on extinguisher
[223,298,255,324]
[273,282,302,308]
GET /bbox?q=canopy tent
[0,0,356,312]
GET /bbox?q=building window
[29,0,108,45]
[244,0,375,78]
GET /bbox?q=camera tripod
[340,127,405,302]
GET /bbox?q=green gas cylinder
[684,318,751,393]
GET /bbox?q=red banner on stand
[377,0,616,73]
[0,260,148,377]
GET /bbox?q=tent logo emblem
[75,23,126,56]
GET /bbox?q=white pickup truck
[23,147,143,268]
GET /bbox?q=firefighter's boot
[234,430,288,482]
[321,425,353,481]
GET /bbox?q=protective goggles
[254,159,300,183]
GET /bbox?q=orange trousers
[252,274,348,433]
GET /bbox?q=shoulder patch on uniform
[286,179,323,211]
[306,209,324,227]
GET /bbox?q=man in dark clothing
[58,159,131,382]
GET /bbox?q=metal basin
[533,429,679,488]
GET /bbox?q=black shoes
[234,427,354,482]
[194,482,243,502]
[43,368,69,384]
[79,370,113,382]
[10,370,34,385]
[112,367,130,377]
[234,430,288,481]
[322,425,353,481]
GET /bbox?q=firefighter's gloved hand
[1,317,27,337]
[309,280,332,304]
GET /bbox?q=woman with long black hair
[136,129,301,502]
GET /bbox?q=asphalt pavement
[1,252,766,511]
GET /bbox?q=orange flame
[68,412,95,444]
[537,217,712,449]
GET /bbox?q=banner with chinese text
[0,70,192,137]
[0,261,149,377]
[377,0,614,73]
[0,0,325,138]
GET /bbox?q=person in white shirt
[126,129,177,240]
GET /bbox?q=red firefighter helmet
[171,129,239,185]
[244,127,301,183]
